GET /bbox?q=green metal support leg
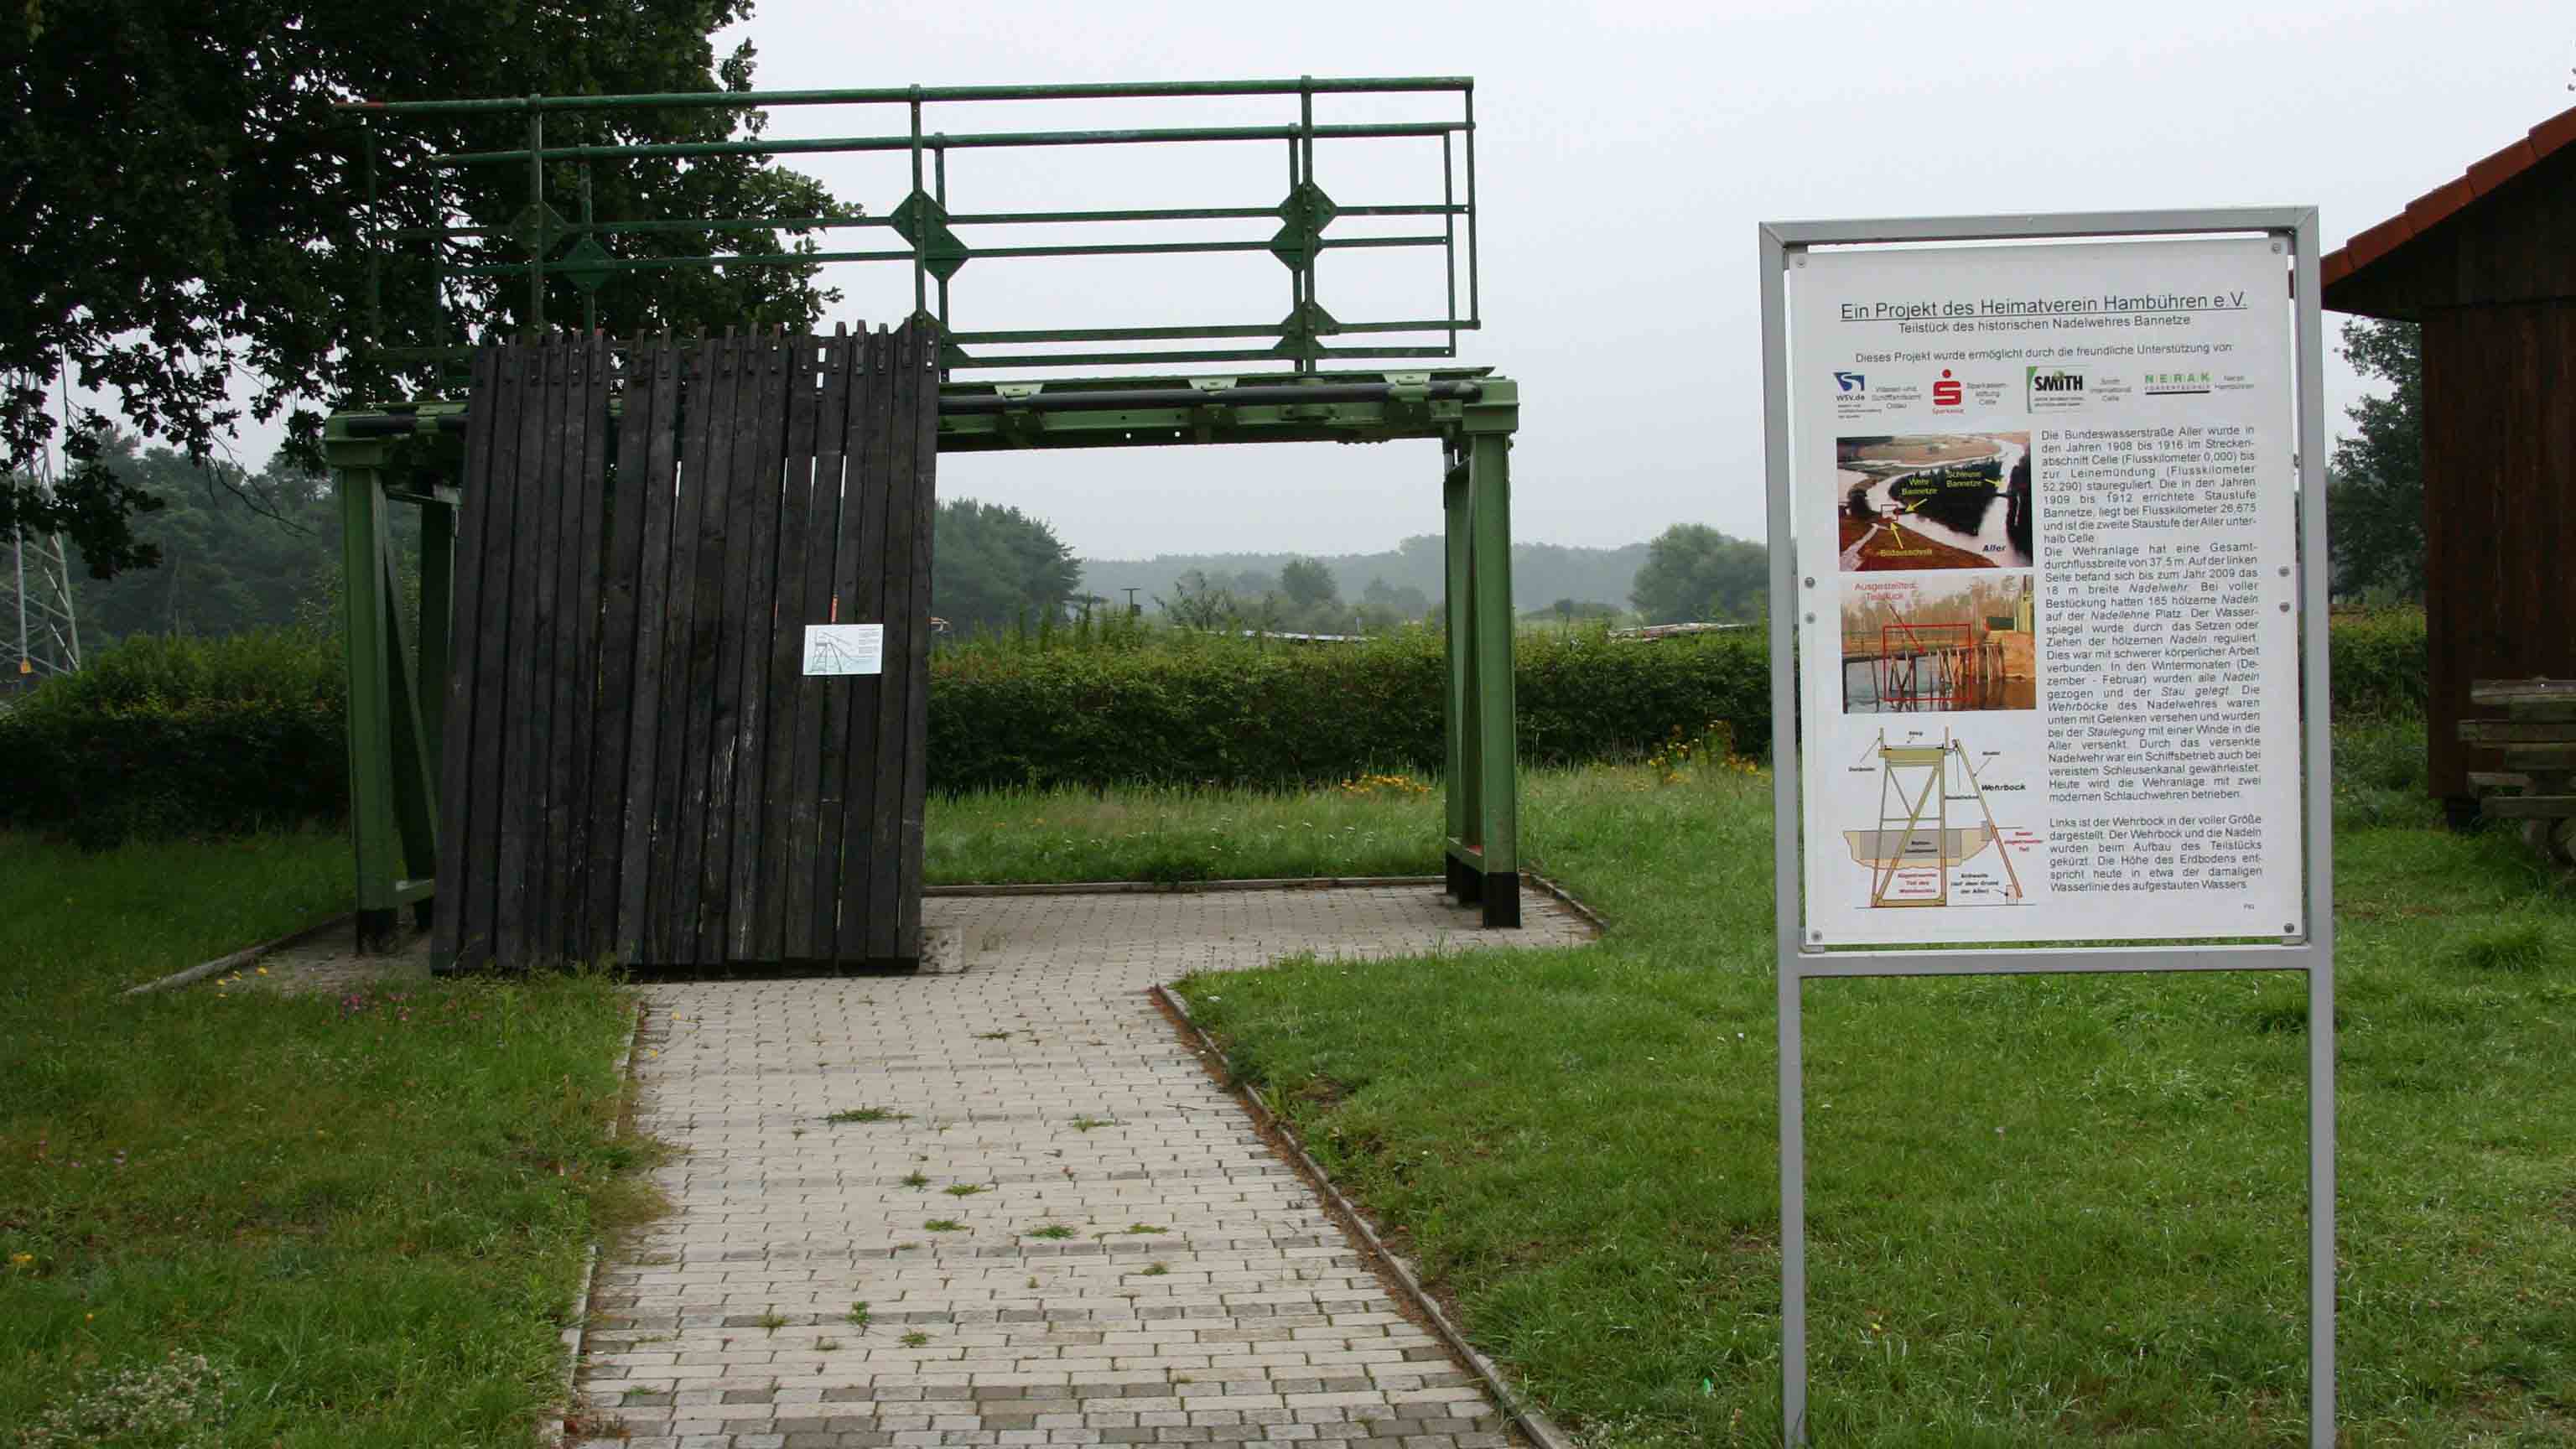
[1467,428,1519,927]
[1435,380,1519,926]
[1441,452,1478,906]
[332,441,449,951]
[339,464,402,949]
[415,501,454,933]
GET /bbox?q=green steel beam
[340,76,1472,117]
[434,121,1464,168]
[444,232,1446,280]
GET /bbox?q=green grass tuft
[0,828,645,1444]
[823,1106,909,1124]
[1168,732,2576,1445]
[2443,921,2553,973]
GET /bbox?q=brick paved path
[576,886,1591,1448]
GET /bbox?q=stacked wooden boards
[432,322,938,971]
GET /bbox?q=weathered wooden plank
[696,332,776,963]
[647,336,727,965]
[817,327,882,958]
[720,331,793,963]
[783,326,854,961]
[833,328,895,962]
[2422,309,2471,804]
[894,321,939,959]
[2459,719,2576,744]
[667,333,745,966]
[2500,743,2576,767]
[865,322,924,963]
[751,333,828,963]
[566,332,615,953]
[614,337,688,964]
[587,335,657,954]
[432,346,501,969]
[494,340,562,967]
[2467,771,2534,792]
[2479,795,2576,819]
[541,337,602,958]
[534,335,590,961]
[2470,680,2576,709]
[460,345,531,970]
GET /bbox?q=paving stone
[578,886,1583,1442]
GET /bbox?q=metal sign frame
[1758,207,2334,1447]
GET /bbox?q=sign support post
[1759,208,2333,1448]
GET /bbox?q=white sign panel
[802,623,884,676]
[1790,237,2302,948]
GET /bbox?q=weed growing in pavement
[823,1106,908,1124]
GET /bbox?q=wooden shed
[2322,101,2576,822]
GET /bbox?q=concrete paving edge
[554,998,646,1446]
[120,912,357,997]
[926,875,1446,897]
[1154,983,1578,1449]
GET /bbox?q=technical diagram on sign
[1842,730,2033,908]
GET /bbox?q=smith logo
[2027,366,2087,410]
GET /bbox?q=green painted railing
[340,76,1480,375]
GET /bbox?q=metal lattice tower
[3,415,81,692]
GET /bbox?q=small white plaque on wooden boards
[802,623,884,676]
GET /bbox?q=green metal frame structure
[325,77,1524,948]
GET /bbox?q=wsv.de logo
[2026,365,2087,411]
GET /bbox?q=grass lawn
[925,772,1448,885]
[0,829,646,1446]
[1159,726,2576,1446]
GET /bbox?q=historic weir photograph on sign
[1841,573,2036,714]
[1836,432,2034,570]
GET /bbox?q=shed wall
[2423,299,2576,808]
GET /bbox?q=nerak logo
[1931,369,1962,408]
[1834,371,1866,392]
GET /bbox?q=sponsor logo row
[1830,366,2246,416]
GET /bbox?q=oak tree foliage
[1628,522,1766,626]
[2326,318,2423,602]
[932,499,1082,636]
[7,0,854,576]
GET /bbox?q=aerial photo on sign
[1835,431,2033,570]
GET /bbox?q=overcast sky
[714,0,2573,560]
[95,0,2576,562]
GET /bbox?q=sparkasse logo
[1931,368,1963,408]
[2026,365,2087,411]
[1835,371,1866,392]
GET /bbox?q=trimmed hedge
[2326,607,2428,720]
[0,632,346,847]
[0,610,2430,840]
[927,626,1771,794]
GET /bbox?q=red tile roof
[2319,101,2576,289]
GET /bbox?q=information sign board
[1758,209,2334,1448]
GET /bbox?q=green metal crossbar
[325,78,1522,953]
[340,75,1480,376]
